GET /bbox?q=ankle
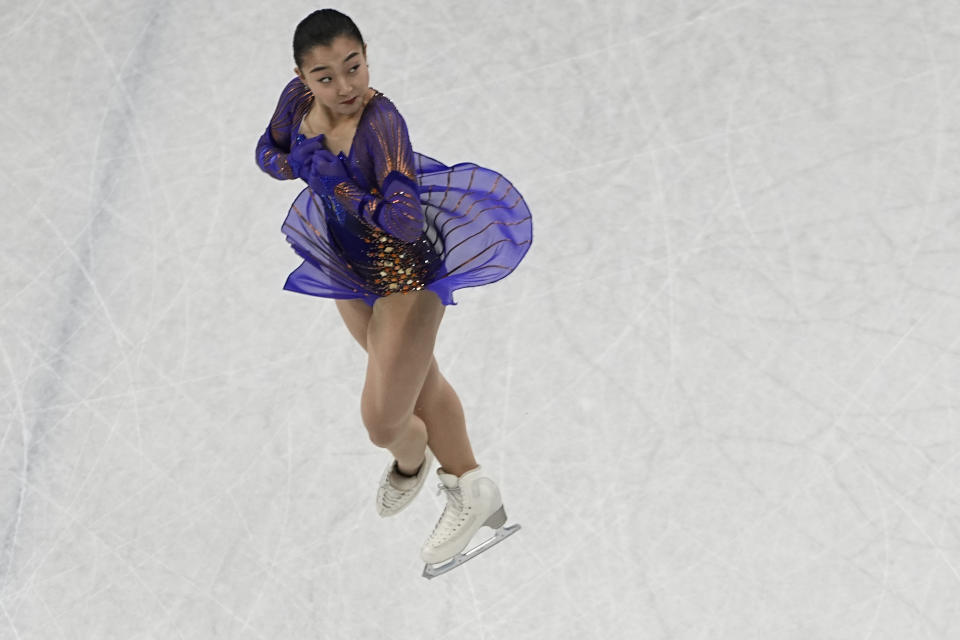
[395,457,425,477]
[439,463,480,478]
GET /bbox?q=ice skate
[376,446,434,517]
[420,465,521,579]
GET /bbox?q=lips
[341,96,357,105]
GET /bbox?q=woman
[254,9,532,573]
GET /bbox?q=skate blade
[421,523,521,580]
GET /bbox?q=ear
[295,68,311,91]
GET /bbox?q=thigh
[364,290,445,418]
[335,298,373,351]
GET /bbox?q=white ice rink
[3,1,960,638]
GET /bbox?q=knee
[360,401,409,448]
[366,423,404,449]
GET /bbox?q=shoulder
[283,76,310,97]
[365,90,410,129]
[275,76,312,110]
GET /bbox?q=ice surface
[2,1,960,638]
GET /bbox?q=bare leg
[415,357,477,477]
[361,290,444,474]
[335,297,478,476]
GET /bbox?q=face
[295,35,370,118]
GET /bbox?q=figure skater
[254,8,532,577]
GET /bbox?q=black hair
[293,9,366,69]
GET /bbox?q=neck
[314,91,369,130]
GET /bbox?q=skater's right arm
[255,77,311,181]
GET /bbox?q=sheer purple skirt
[280,152,533,307]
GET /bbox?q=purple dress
[255,77,533,307]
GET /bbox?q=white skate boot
[420,465,521,579]
[376,446,434,517]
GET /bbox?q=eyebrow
[309,51,360,73]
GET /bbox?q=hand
[287,134,324,179]
[288,134,349,182]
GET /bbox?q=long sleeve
[255,78,312,180]
[330,102,424,243]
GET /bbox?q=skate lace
[380,470,417,509]
[383,487,407,506]
[430,483,465,539]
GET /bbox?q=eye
[350,65,360,73]
[319,77,331,84]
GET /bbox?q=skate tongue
[437,468,459,489]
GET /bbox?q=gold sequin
[361,228,429,297]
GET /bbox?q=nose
[337,76,352,94]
